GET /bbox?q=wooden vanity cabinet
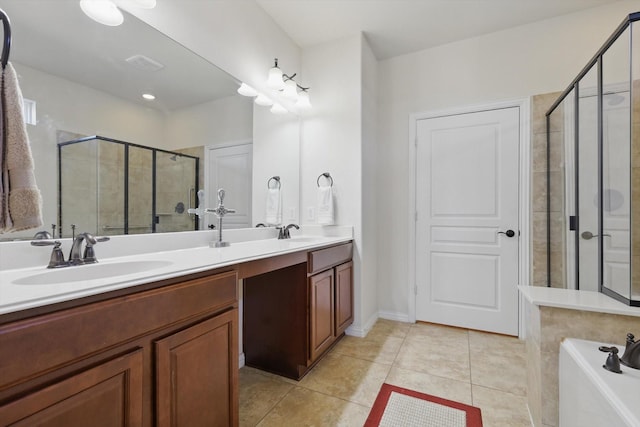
[243,242,353,380]
[308,246,353,364]
[0,270,239,427]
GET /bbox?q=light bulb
[254,94,273,107]
[126,0,156,8]
[295,90,312,111]
[270,103,288,115]
[142,93,155,100]
[282,79,298,101]
[80,0,124,26]
[237,83,258,97]
[267,65,285,90]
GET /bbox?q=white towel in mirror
[265,188,282,225]
[317,185,334,225]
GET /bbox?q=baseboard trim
[346,312,379,338]
[378,311,411,323]
[239,352,245,368]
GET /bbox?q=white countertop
[519,285,640,318]
[0,229,352,316]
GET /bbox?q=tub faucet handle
[599,346,622,374]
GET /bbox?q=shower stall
[58,136,199,237]
[546,12,640,305]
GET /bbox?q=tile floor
[239,319,531,427]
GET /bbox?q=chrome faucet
[31,232,109,268]
[277,224,299,239]
[620,333,640,369]
[69,232,97,265]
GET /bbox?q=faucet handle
[83,236,110,263]
[31,240,67,268]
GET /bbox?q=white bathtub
[559,338,640,427]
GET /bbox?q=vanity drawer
[308,242,353,275]
[0,270,238,390]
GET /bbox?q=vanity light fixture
[282,77,298,101]
[142,93,155,100]
[79,0,124,26]
[265,58,312,110]
[119,0,157,8]
[270,103,288,115]
[267,58,286,91]
[237,83,258,97]
[295,89,312,111]
[254,93,274,107]
[80,0,157,26]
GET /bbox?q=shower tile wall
[531,92,566,287]
[634,79,640,297]
[97,141,126,236]
[155,151,198,233]
[127,147,153,235]
[60,141,99,237]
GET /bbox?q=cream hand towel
[265,188,282,225]
[1,63,43,232]
[317,185,334,225]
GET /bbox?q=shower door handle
[497,229,516,238]
[581,231,611,240]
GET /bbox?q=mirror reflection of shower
[58,136,199,237]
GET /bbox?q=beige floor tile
[394,335,471,382]
[257,387,370,427]
[239,367,294,427]
[470,351,527,396]
[366,318,412,340]
[298,352,391,407]
[385,366,473,405]
[331,334,404,365]
[468,330,524,357]
[408,322,470,341]
[469,331,527,396]
[472,385,531,427]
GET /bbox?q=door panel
[206,143,252,229]
[415,107,520,335]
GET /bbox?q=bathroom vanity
[0,231,353,426]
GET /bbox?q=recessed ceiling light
[79,0,124,26]
[142,93,156,100]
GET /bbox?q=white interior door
[415,107,520,336]
[205,143,252,229]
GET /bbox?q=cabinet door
[0,350,143,427]
[335,261,354,336]
[309,269,335,362]
[155,309,238,427]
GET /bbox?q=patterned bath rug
[364,384,483,427]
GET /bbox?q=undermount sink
[12,260,173,285]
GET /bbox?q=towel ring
[317,172,333,187]
[268,176,281,189]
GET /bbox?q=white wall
[361,36,380,328]
[166,95,253,150]
[252,107,301,225]
[300,35,371,333]
[377,1,640,318]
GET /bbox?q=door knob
[497,229,516,238]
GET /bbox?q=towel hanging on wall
[317,173,334,225]
[265,182,282,225]
[0,62,43,232]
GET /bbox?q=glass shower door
[155,152,197,233]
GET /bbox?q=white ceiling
[256,0,624,59]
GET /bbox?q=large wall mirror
[1,0,264,240]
